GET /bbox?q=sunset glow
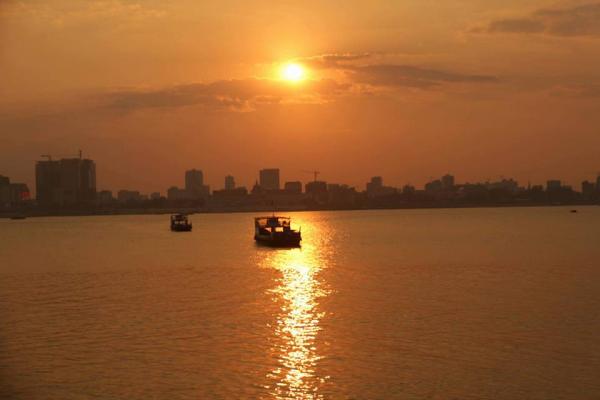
[281,63,306,83]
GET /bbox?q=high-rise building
[225,175,235,190]
[185,169,209,198]
[35,157,96,206]
[185,169,203,192]
[259,168,280,191]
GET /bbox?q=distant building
[546,180,562,191]
[327,184,357,206]
[402,185,415,195]
[0,175,10,207]
[185,169,209,198]
[367,176,395,197]
[117,190,142,203]
[9,183,30,204]
[284,181,302,194]
[441,174,455,190]
[36,157,96,206]
[582,181,595,199]
[597,175,600,193]
[213,187,248,198]
[0,176,29,207]
[167,186,189,201]
[259,168,280,191]
[366,176,383,193]
[97,190,114,204]
[425,179,443,192]
[305,180,327,194]
[487,179,519,193]
[225,175,235,190]
[150,192,162,200]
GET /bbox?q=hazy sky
[2,0,600,193]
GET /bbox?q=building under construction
[35,153,96,207]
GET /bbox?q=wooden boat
[170,214,192,232]
[254,216,301,247]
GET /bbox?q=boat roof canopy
[254,216,290,221]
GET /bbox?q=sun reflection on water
[262,218,331,400]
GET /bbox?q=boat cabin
[254,216,301,246]
[171,213,192,231]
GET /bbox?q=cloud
[92,56,498,113]
[0,53,498,118]
[301,53,498,88]
[346,64,498,88]
[481,3,600,37]
[100,78,350,112]
[301,53,372,69]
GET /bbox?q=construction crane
[39,150,83,161]
[302,170,320,182]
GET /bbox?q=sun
[281,63,306,83]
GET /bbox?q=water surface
[1,207,600,399]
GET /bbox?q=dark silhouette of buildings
[0,175,30,209]
[185,169,209,199]
[259,168,280,191]
[4,159,600,216]
[225,175,235,190]
[441,174,455,190]
[366,176,396,197]
[35,156,96,207]
[284,181,302,194]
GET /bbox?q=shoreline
[1,201,597,219]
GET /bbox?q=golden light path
[262,217,332,400]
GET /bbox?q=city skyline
[0,150,600,198]
[3,152,600,198]
[3,1,600,194]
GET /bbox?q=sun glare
[281,63,306,83]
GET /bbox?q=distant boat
[254,216,301,247]
[570,209,578,213]
[170,214,192,232]
[9,215,27,220]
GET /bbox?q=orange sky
[2,0,600,193]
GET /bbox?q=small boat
[9,215,27,220]
[570,209,578,213]
[170,214,192,232]
[254,216,301,247]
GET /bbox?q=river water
[1,207,599,399]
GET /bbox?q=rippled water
[1,207,600,399]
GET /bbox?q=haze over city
[2,0,600,194]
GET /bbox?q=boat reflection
[262,222,331,400]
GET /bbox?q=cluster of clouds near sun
[95,53,501,114]
[3,0,600,117]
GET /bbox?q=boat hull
[254,233,301,247]
[171,225,192,232]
